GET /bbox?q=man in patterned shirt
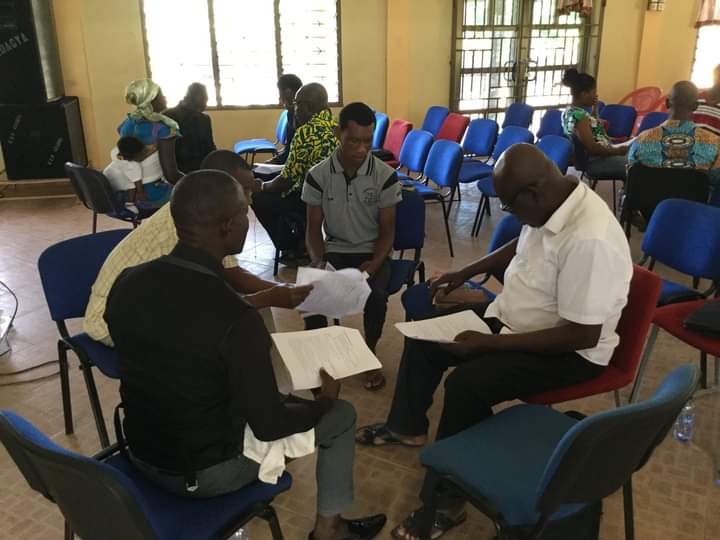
[629,80,720,186]
[251,83,338,262]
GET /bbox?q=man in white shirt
[357,143,633,540]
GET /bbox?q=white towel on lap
[242,425,315,484]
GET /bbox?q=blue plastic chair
[0,410,290,540]
[388,189,426,297]
[233,110,288,163]
[417,364,698,540]
[421,106,449,137]
[38,230,131,448]
[373,112,390,150]
[502,102,534,129]
[600,104,637,141]
[536,135,573,174]
[640,199,720,306]
[462,118,499,159]
[536,109,564,139]
[469,127,535,236]
[396,130,434,181]
[635,111,669,135]
[401,214,521,320]
[402,140,463,257]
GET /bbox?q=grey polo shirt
[301,150,401,254]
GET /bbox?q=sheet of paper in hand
[295,266,371,319]
[395,310,492,343]
[271,326,382,390]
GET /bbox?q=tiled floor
[1,183,719,540]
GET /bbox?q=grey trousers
[131,399,357,516]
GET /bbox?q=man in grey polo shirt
[302,102,401,391]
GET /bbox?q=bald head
[171,169,247,234]
[668,81,698,117]
[200,150,254,191]
[295,83,329,125]
[493,143,574,227]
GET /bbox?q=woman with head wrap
[116,79,182,203]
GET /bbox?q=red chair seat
[525,366,630,404]
[652,298,720,357]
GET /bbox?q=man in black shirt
[267,73,303,165]
[165,83,217,172]
[105,170,386,540]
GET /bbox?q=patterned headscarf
[124,79,179,131]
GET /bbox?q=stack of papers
[271,326,381,390]
[253,163,284,175]
[395,310,492,343]
[295,266,371,319]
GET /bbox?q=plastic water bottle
[231,529,248,539]
[673,400,695,443]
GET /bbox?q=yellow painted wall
[52,0,387,168]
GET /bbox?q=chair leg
[701,351,708,390]
[58,341,74,435]
[418,262,426,284]
[259,505,284,540]
[612,180,617,215]
[472,196,487,237]
[273,249,280,276]
[693,277,701,289]
[622,478,635,540]
[446,186,458,214]
[614,389,622,408]
[629,325,659,403]
[64,520,73,540]
[80,365,110,448]
[440,200,454,257]
[92,213,98,234]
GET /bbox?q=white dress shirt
[485,181,633,366]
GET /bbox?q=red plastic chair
[436,113,470,143]
[525,265,662,407]
[619,87,663,134]
[629,298,720,403]
[383,120,413,168]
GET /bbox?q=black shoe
[308,514,387,540]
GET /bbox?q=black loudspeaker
[0,0,63,104]
[0,97,87,179]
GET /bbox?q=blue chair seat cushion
[657,279,704,307]
[459,161,493,184]
[388,260,417,295]
[420,404,587,527]
[233,139,278,154]
[106,454,291,540]
[476,176,496,197]
[65,333,121,379]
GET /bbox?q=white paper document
[395,310,492,343]
[271,326,382,390]
[295,266,371,319]
[253,163,284,175]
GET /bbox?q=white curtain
[557,0,592,17]
[697,0,720,28]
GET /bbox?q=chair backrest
[487,214,522,283]
[436,113,470,143]
[536,109,564,139]
[535,364,698,517]
[394,188,425,251]
[373,112,390,150]
[423,140,463,189]
[275,109,289,144]
[398,130,434,173]
[636,111,669,134]
[607,265,662,378]
[462,118,498,156]
[642,198,720,280]
[625,163,709,226]
[38,229,131,322]
[491,126,534,161]
[65,162,124,215]
[0,410,159,540]
[384,120,413,160]
[421,106,449,136]
[502,102,534,129]
[599,104,637,138]
[619,86,663,113]
[536,135,573,174]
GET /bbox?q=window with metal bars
[140,0,341,109]
[691,25,720,90]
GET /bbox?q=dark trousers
[250,190,305,250]
[304,252,391,352]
